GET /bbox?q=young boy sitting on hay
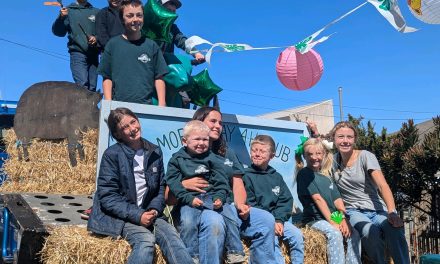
[243,135,304,264]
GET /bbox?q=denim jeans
[311,220,362,264]
[274,221,304,264]
[122,218,193,264]
[346,209,410,264]
[220,203,245,257]
[69,51,98,91]
[177,205,226,264]
[122,221,155,264]
[237,207,277,264]
[154,218,193,264]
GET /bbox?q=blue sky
[0,0,439,132]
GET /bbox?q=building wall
[258,100,335,136]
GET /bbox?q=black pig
[14,81,101,166]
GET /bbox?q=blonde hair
[182,120,210,138]
[251,135,276,153]
[295,138,333,176]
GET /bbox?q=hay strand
[1,129,97,195]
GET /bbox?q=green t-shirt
[98,35,168,104]
[297,167,341,223]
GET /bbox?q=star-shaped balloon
[294,136,309,155]
[142,0,178,43]
[163,53,193,92]
[188,69,222,107]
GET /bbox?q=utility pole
[338,87,343,121]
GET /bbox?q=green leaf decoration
[330,211,344,224]
[188,69,222,106]
[294,136,309,155]
[163,53,193,92]
[141,0,178,43]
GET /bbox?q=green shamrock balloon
[188,69,223,106]
[330,211,344,224]
[142,0,178,43]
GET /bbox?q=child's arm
[171,24,205,64]
[272,175,294,223]
[165,158,195,206]
[311,194,336,227]
[232,176,250,214]
[209,159,231,205]
[242,175,257,207]
[334,198,351,238]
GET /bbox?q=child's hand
[192,53,206,65]
[192,197,203,207]
[213,199,222,209]
[274,222,284,237]
[60,7,68,17]
[140,211,156,227]
[339,219,351,238]
[236,203,251,220]
[87,35,97,46]
[329,221,340,231]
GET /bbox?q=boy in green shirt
[98,0,168,105]
[243,135,304,264]
[166,120,245,263]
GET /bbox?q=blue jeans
[237,207,277,264]
[220,203,245,257]
[346,209,410,264]
[274,221,304,264]
[177,205,226,264]
[311,220,361,264]
[70,51,98,91]
[122,218,192,264]
[154,218,193,264]
[122,221,155,264]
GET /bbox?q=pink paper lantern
[276,47,324,91]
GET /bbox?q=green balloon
[142,0,178,43]
[188,69,223,107]
[163,53,193,92]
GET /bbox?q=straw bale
[40,226,328,264]
[1,129,97,195]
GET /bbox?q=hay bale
[302,226,327,264]
[1,129,97,195]
[40,226,328,264]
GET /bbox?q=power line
[219,98,433,122]
[0,37,69,61]
[0,38,437,117]
[221,88,438,115]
